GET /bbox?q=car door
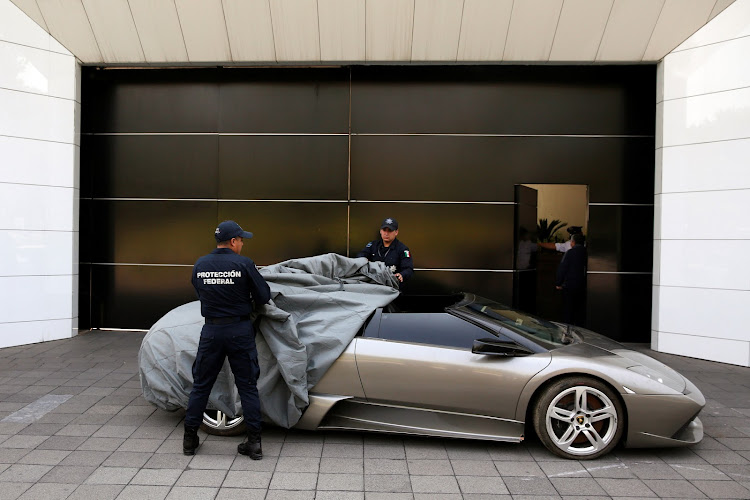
[355,312,551,421]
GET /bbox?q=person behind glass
[539,226,583,253]
[183,220,271,459]
[555,233,587,326]
[356,217,413,286]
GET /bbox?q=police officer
[555,233,587,326]
[183,220,271,459]
[356,217,414,285]
[540,226,583,253]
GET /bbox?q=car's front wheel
[533,377,624,460]
[201,410,246,436]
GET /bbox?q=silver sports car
[202,292,704,460]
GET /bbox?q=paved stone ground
[0,331,749,500]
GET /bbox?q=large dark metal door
[513,185,538,313]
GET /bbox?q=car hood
[571,326,687,394]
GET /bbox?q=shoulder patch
[404,250,410,257]
[365,242,373,248]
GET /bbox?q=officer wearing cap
[356,217,414,285]
[183,220,271,459]
[539,226,583,253]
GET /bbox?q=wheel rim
[545,385,618,457]
[202,410,245,432]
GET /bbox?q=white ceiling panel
[269,0,320,61]
[676,0,750,51]
[504,0,563,61]
[549,0,613,61]
[642,0,715,60]
[9,0,48,31]
[411,0,463,61]
[366,0,414,61]
[174,0,231,62]
[457,0,513,61]
[710,0,735,20]
[128,0,188,63]
[318,0,365,61]
[223,0,275,62]
[596,0,664,61]
[81,0,143,62]
[36,0,102,62]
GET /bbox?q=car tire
[200,410,246,436]
[533,377,624,460]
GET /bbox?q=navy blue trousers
[184,320,262,433]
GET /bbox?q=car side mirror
[472,338,533,357]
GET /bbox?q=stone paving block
[582,462,635,479]
[692,479,750,499]
[0,447,30,463]
[0,482,32,500]
[642,478,709,498]
[77,437,126,451]
[0,464,53,482]
[139,453,190,469]
[320,457,363,474]
[130,468,182,486]
[269,471,318,490]
[214,488,267,500]
[101,451,151,468]
[117,438,163,453]
[315,473,363,491]
[549,477,607,496]
[404,441,449,460]
[84,466,139,484]
[324,433,363,445]
[671,462,732,480]
[462,495,513,500]
[165,486,218,500]
[658,449,709,464]
[627,462,683,480]
[406,459,453,475]
[71,413,112,425]
[153,439,183,454]
[456,475,508,494]
[80,387,115,397]
[60,450,111,467]
[175,468,228,488]
[364,459,407,475]
[501,476,558,496]
[695,449,749,465]
[221,470,272,489]
[36,413,76,425]
[323,443,365,458]
[56,424,101,437]
[718,438,750,451]
[363,493,413,500]
[444,444,492,461]
[539,461,591,478]
[364,474,411,493]
[229,456,277,472]
[451,459,500,476]
[106,415,149,427]
[129,426,174,440]
[37,435,87,451]
[494,461,544,477]
[275,456,320,473]
[410,475,460,494]
[487,444,534,461]
[315,492,364,500]
[0,435,50,449]
[187,454,235,470]
[39,465,96,484]
[282,441,325,457]
[190,440,243,456]
[364,444,406,460]
[67,484,124,500]
[17,482,77,500]
[412,494,462,500]
[17,423,66,435]
[265,490,315,500]
[594,478,656,497]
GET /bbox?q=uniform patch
[404,250,410,257]
[366,242,373,248]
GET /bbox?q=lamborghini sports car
[201,293,704,460]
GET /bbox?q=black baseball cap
[381,217,398,230]
[214,220,253,242]
[567,226,583,235]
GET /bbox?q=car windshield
[458,299,570,347]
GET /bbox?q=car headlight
[627,365,685,393]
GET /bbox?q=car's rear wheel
[200,410,246,436]
[533,377,624,460]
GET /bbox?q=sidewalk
[0,330,748,499]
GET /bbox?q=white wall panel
[642,0,714,61]
[0,183,76,231]
[654,286,750,341]
[661,139,750,193]
[659,190,750,240]
[676,0,749,51]
[175,0,231,62]
[318,0,365,61]
[0,88,76,143]
[366,0,414,61]
[656,331,749,367]
[0,318,77,348]
[269,0,320,61]
[503,0,562,61]
[658,240,750,290]
[1,0,50,50]
[0,275,75,323]
[81,0,144,62]
[456,0,512,61]
[411,0,463,61]
[596,0,664,61]
[36,0,102,63]
[661,86,750,147]
[0,230,75,276]
[0,136,76,187]
[549,0,613,62]
[0,40,75,99]
[128,0,188,63]
[223,0,276,62]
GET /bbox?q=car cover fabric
[138,253,400,428]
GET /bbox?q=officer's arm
[191,265,201,299]
[398,246,414,281]
[355,242,371,259]
[247,264,271,306]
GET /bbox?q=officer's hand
[395,273,404,283]
[555,285,562,290]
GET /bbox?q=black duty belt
[205,315,251,325]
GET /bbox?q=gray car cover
[139,253,400,428]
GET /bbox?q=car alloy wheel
[534,377,624,459]
[201,410,246,436]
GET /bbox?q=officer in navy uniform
[356,217,414,285]
[183,220,271,459]
[555,232,587,326]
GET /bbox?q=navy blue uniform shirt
[356,238,414,281]
[191,248,271,318]
[555,244,587,291]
